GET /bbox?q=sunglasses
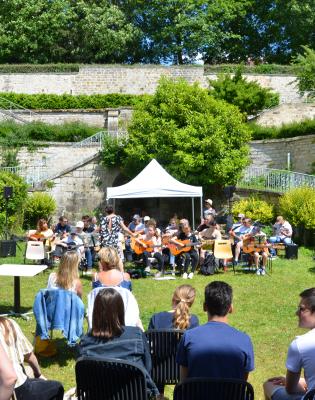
[297,305,310,313]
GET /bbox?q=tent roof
[107,159,203,199]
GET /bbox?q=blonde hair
[98,247,123,271]
[56,252,80,290]
[172,285,196,330]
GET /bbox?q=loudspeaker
[3,186,13,200]
[223,185,236,199]
[285,243,298,259]
[0,240,16,257]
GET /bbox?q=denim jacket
[33,289,85,346]
[77,326,159,396]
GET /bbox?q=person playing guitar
[171,220,199,279]
[243,224,269,276]
[230,218,253,264]
[134,223,165,277]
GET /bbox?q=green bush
[294,46,315,98]
[100,134,128,168]
[0,92,147,110]
[279,186,315,229]
[0,64,80,73]
[0,121,100,147]
[23,192,57,230]
[204,63,300,75]
[0,172,28,235]
[232,197,274,224]
[208,67,279,116]
[249,119,315,140]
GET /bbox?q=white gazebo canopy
[107,159,203,226]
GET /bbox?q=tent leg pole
[192,198,195,231]
[200,197,203,222]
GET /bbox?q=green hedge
[205,63,300,75]
[249,119,315,140]
[0,92,148,110]
[0,64,80,73]
[0,121,100,146]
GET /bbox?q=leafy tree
[232,197,274,224]
[208,67,279,115]
[0,171,28,235]
[102,78,251,188]
[294,46,315,98]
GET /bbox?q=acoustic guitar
[243,236,269,254]
[168,239,200,256]
[131,237,164,255]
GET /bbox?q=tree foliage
[23,192,57,230]
[294,46,315,98]
[232,197,274,224]
[102,78,251,188]
[209,67,279,115]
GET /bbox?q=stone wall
[256,103,315,127]
[249,135,315,173]
[0,66,300,103]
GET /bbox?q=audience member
[176,281,254,381]
[0,341,17,400]
[148,284,199,330]
[0,317,64,400]
[78,288,159,397]
[264,287,315,400]
[92,247,131,291]
[54,216,71,237]
[47,251,83,298]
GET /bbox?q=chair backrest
[87,286,140,329]
[174,378,254,400]
[25,241,45,260]
[76,356,148,400]
[303,389,315,400]
[214,240,233,259]
[33,289,85,346]
[145,329,184,386]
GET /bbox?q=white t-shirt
[286,328,315,390]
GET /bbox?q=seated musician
[269,216,293,245]
[136,223,164,278]
[199,220,221,267]
[54,216,71,238]
[28,218,54,241]
[231,218,253,264]
[171,221,199,280]
[196,214,215,232]
[244,224,269,276]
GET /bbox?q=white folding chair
[25,241,45,263]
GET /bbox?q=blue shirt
[176,321,254,379]
[148,311,199,330]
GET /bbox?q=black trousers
[142,251,164,272]
[176,249,199,273]
[15,378,64,400]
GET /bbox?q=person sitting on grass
[78,288,159,398]
[92,246,131,291]
[0,317,64,400]
[264,287,315,400]
[148,284,199,330]
[47,251,83,298]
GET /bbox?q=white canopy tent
[107,159,203,228]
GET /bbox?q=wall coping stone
[250,134,315,144]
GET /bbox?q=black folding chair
[75,356,148,400]
[303,389,315,400]
[173,377,254,400]
[145,329,184,393]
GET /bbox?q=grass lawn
[0,246,314,399]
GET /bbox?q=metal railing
[0,165,48,185]
[0,96,39,123]
[238,167,315,193]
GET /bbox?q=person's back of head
[172,285,196,330]
[92,288,125,339]
[204,281,232,317]
[98,247,122,271]
[56,251,79,290]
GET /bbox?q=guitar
[243,236,270,254]
[130,237,164,255]
[168,239,200,256]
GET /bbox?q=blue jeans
[85,248,93,269]
[269,236,292,245]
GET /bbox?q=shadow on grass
[37,338,77,367]
[308,266,315,274]
[0,305,31,315]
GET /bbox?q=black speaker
[3,186,13,200]
[285,243,298,259]
[0,240,16,257]
[223,185,236,199]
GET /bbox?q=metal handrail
[0,96,39,123]
[238,167,315,192]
